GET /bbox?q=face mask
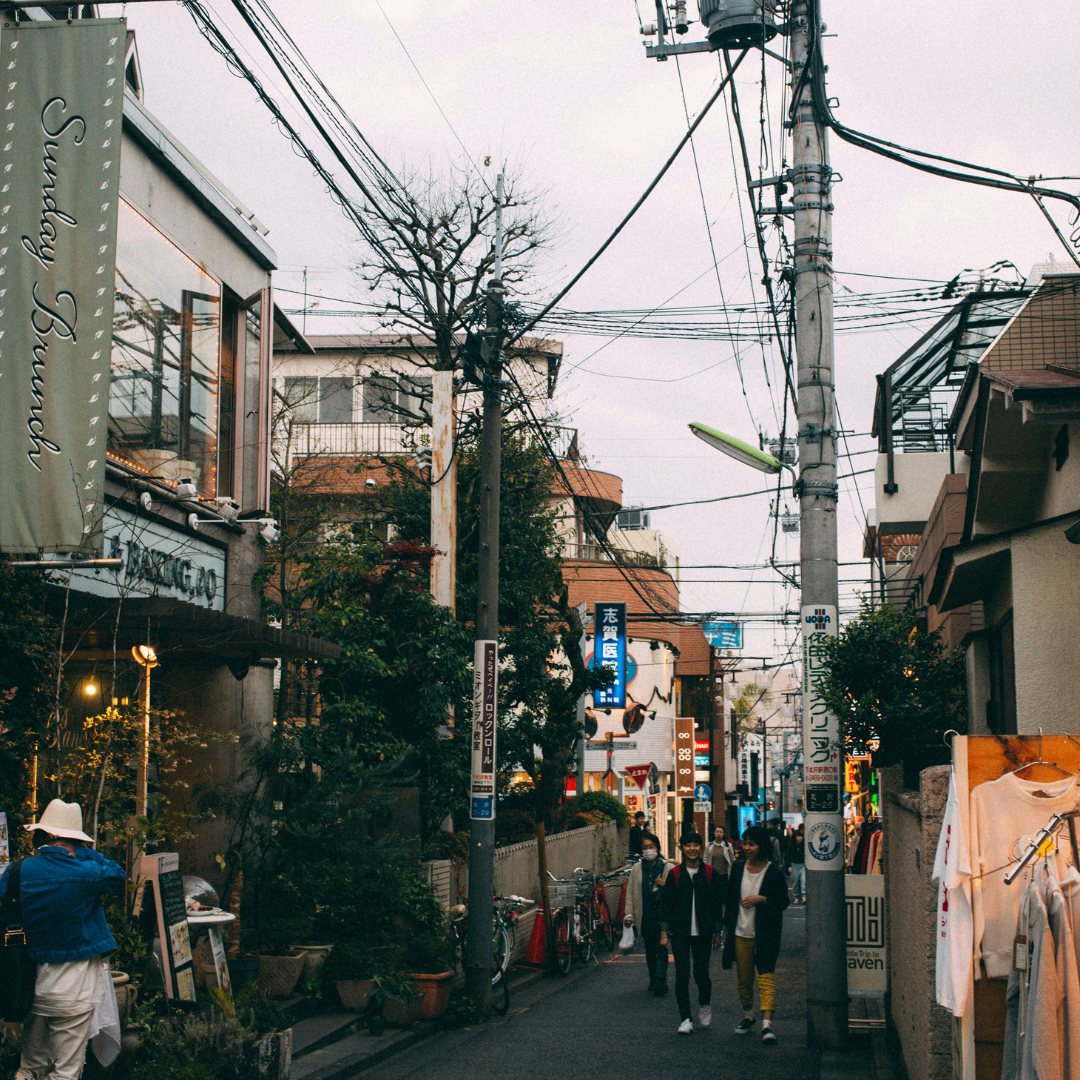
[643,849,658,861]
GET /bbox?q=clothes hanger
[1010,730,1075,796]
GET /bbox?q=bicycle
[448,901,514,1015]
[492,894,530,977]
[547,873,594,974]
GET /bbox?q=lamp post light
[131,645,158,818]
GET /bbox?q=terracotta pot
[256,954,306,998]
[411,972,453,1020]
[111,972,135,1021]
[335,978,374,1012]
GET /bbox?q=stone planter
[411,972,453,1020]
[335,979,374,1012]
[257,954,306,999]
[293,944,331,982]
[383,995,420,1027]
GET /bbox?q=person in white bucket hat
[0,799,125,1079]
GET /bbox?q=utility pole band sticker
[807,821,842,863]
[470,639,498,821]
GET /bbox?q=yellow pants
[735,935,776,1012]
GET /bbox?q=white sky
[122,0,1080,663]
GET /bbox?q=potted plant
[253,918,306,999]
[322,942,383,1012]
[404,932,455,1020]
[366,974,416,1034]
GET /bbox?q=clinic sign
[593,602,626,708]
[0,19,125,554]
[470,640,497,821]
[803,604,843,869]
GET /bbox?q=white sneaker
[677,1019,694,1035]
[699,1005,712,1028]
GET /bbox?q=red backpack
[671,864,713,887]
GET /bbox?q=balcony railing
[285,422,427,460]
[561,541,666,569]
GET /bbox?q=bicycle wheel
[492,920,512,976]
[492,965,510,1016]
[594,894,615,952]
[552,908,572,975]
[574,904,594,965]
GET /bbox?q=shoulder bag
[1,860,38,1022]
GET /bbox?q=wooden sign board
[674,717,695,797]
[134,852,195,1000]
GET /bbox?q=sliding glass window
[109,200,222,497]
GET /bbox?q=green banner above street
[0,17,125,553]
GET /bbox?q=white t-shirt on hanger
[971,771,1079,980]
[933,770,973,1016]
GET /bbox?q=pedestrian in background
[628,811,647,858]
[789,827,806,904]
[624,833,671,996]
[722,825,789,1045]
[705,825,734,914]
[659,831,724,1035]
[0,799,126,1080]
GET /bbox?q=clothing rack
[1003,809,1080,884]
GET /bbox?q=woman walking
[623,833,672,995]
[722,825,789,1045]
[705,825,735,881]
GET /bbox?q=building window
[109,200,222,496]
[362,374,431,423]
[319,377,354,423]
[283,375,355,424]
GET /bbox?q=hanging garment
[934,770,974,1017]
[971,772,1079,979]
[1002,866,1063,1080]
[1045,862,1080,1076]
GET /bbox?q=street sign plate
[625,764,651,789]
[693,801,712,814]
[694,783,711,801]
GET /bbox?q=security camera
[213,497,240,521]
[365,478,377,489]
[258,518,280,544]
[175,478,198,500]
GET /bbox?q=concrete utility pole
[464,174,505,1017]
[789,0,847,1051]
[430,372,457,618]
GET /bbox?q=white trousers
[16,1009,96,1080]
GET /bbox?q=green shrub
[118,1013,254,1080]
[575,790,628,827]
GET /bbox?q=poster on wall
[0,19,125,553]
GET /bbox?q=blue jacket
[0,845,125,963]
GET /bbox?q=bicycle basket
[550,883,578,908]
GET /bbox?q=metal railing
[285,422,428,460]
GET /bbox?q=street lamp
[688,423,792,475]
[131,645,158,818]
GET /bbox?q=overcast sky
[122,0,1080,663]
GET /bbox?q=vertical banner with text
[0,18,125,553]
[802,604,843,870]
[593,601,626,708]
[470,640,498,821]
[674,716,694,797]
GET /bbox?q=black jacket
[721,860,789,974]
[658,862,724,938]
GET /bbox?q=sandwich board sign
[133,852,195,1000]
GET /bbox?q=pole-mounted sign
[802,604,842,869]
[0,19,125,554]
[470,639,498,821]
[594,601,626,708]
[674,716,695,797]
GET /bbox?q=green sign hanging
[0,17,125,553]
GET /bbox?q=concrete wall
[1011,521,1080,734]
[876,453,967,534]
[882,764,952,1080]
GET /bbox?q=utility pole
[464,173,504,1018]
[790,0,847,1051]
[641,0,846,1052]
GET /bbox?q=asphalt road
[363,906,813,1080]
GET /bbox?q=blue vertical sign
[594,602,626,708]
